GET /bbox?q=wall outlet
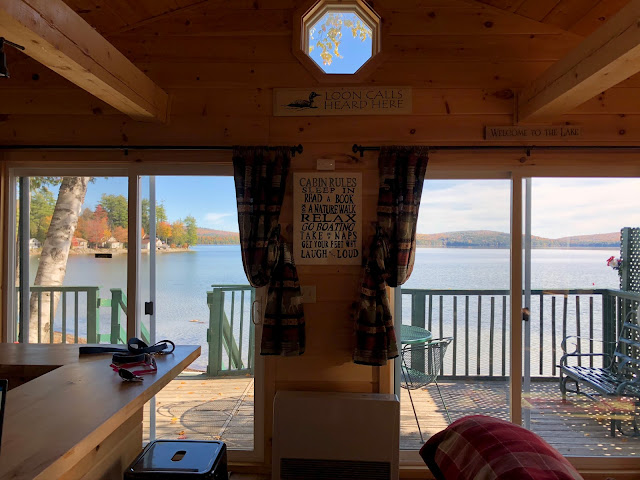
[301,285,316,303]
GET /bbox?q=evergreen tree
[184,215,198,246]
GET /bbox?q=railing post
[86,287,99,343]
[110,289,123,344]
[602,290,616,364]
[412,293,426,329]
[207,289,224,376]
[248,288,256,374]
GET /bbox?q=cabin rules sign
[274,87,412,116]
[294,172,362,265]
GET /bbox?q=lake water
[29,245,622,371]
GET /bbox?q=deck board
[143,375,639,456]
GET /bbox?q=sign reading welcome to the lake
[485,125,582,140]
[274,87,412,116]
[293,172,362,265]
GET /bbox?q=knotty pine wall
[2,0,640,463]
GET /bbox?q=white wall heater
[272,391,399,480]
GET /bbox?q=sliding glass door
[398,179,513,449]
[522,177,640,457]
[140,174,261,461]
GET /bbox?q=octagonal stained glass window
[303,1,380,75]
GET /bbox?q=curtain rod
[0,144,304,156]
[352,144,640,157]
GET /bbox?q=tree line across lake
[27,184,620,249]
[31,189,198,247]
[416,230,620,248]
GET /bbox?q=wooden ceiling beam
[0,0,169,122]
[517,0,640,123]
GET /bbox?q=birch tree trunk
[28,177,89,343]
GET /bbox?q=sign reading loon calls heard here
[274,87,412,116]
[294,172,362,265]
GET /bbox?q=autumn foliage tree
[170,220,186,246]
[157,221,172,243]
[77,205,111,246]
[113,225,128,245]
[309,12,372,65]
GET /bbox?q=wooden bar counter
[0,343,200,480]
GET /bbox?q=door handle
[252,300,262,325]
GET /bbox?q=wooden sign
[485,125,582,140]
[294,172,362,265]
[274,87,412,116]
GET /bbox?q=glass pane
[400,179,511,449]
[16,176,128,344]
[307,11,373,74]
[526,178,640,457]
[141,176,254,451]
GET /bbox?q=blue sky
[83,176,239,232]
[77,177,640,238]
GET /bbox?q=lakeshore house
[141,236,166,251]
[28,238,41,250]
[2,1,640,479]
[104,236,121,249]
[71,237,88,249]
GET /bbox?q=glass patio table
[400,324,432,345]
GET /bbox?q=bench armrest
[560,335,616,355]
[616,377,640,396]
[560,352,612,367]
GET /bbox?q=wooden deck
[144,375,639,457]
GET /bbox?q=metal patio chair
[400,337,453,443]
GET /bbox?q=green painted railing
[207,285,255,376]
[98,288,150,344]
[401,287,640,379]
[24,286,149,345]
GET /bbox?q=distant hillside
[197,228,239,245]
[416,230,619,248]
[195,228,619,248]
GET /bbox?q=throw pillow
[420,415,584,480]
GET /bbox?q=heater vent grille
[281,458,391,480]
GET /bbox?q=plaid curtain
[354,146,429,366]
[261,243,305,356]
[233,146,290,287]
[233,146,304,356]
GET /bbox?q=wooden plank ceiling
[60,0,632,38]
[1,0,639,143]
[477,0,631,36]
[60,0,207,35]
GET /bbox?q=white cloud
[203,212,235,231]
[531,178,640,238]
[418,180,510,234]
[417,178,640,238]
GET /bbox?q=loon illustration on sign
[275,87,412,116]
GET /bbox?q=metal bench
[560,309,640,437]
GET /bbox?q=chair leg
[560,374,567,403]
[434,379,452,424]
[405,386,424,444]
[402,368,424,444]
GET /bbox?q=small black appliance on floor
[124,440,227,479]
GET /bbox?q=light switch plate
[301,285,316,303]
[316,158,335,170]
